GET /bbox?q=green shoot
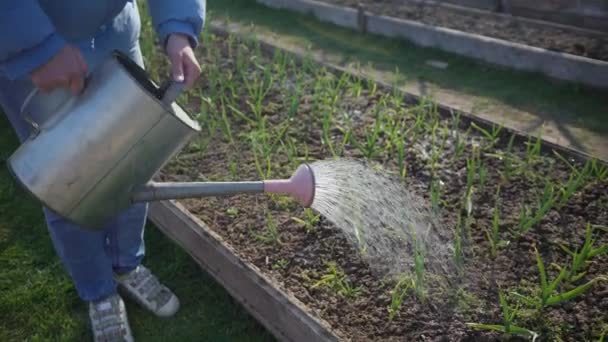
[556,159,591,209]
[521,247,607,308]
[478,161,487,194]
[591,158,608,181]
[312,262,361,298]
[218,96,235,145]
[395,138,407,178]
[503,133,517,179]
[430,179,442,212]
[453,213,464,272]
[291,208,321,234]
[464,155,477,217]
[453,129,468,161]
[471,122,502,148]
[518,181,556,234]
[411,226,426,298]
[559,223,608,284]
[466,290,538,341]
[387,275,414,321]
[357,113,382,159]
[525,131,542,165]
[321,109,337,157]
[254,212,282,245]
[485,187,509,258]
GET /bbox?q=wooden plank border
[148,200,341,342]
[253,0,608,90]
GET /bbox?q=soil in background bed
[326,0,608,61]
[156,31,608,341]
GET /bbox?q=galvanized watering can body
[7,51,201,229]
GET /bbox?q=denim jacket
[0,0,206,80]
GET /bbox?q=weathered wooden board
[148,200,341,342]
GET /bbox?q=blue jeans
[0,2,148,302]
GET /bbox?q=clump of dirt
[328,0,608,61]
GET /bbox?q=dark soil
[326,0,608,61]
[157,31,608,341]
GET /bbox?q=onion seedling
[512,247,606,308]
[254,212,282,245]
[556,159,591,209]
[291,208,321,234]
[466,290,538,341]
[410,226,426,299]
[558,223,608,284]
[471,122,502,149]
[387,275,414,321]
[312,262,361,298]
[485,187,509,258]
[518,181,556,234]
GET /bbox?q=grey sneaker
[89,294,133,342]
[113,265,180,317]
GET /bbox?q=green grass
[208,0,608,136]
[0,117,273,341]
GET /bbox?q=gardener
[0,1,205,341]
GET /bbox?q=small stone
[425,59,449,69]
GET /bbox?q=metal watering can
[7,51,315,230]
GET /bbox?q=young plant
[395,138,407,178]
[556,159,591,209]
[463,155,477,217]
[410,226,426,298]
[254,212,282,245]
[357,111,383,159]
[387,275,414,322]
[558,223,608,284]
[453,128,468,161]
[321,109,337,158]
[525,131,543,166]
[478,161,488,194]
[430,178,442,212]
[312,262,361,298]
[466,290,538,341]
[502,133,517,179]
[517,181,556,234]
[291,208,321,234]
[591,158,608,181]
[513,247,606,308]
[453,214,464,273]
[470,122,502,149]
[485,187,509,258]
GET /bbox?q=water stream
[309,159,454,278]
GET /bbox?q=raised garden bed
[255,0,608,90]
[150,25,608,341]
[329,0,608,61]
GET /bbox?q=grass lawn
[0,115,274,341]
[208,0,608,136]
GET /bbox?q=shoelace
[125,267,171,308]
[91,298,126,341]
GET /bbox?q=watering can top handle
[19,88,43,135]
[159,80,186,106]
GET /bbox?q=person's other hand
[30,44,88,95]
[166,33,201,88]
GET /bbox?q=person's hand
[166,33,201,88]
[30,44,88,95]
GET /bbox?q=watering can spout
[263,163,315,207]
[131,163,316,207]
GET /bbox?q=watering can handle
[159,80,186,106]
[20,88,43,136]
[20,76,90,137]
